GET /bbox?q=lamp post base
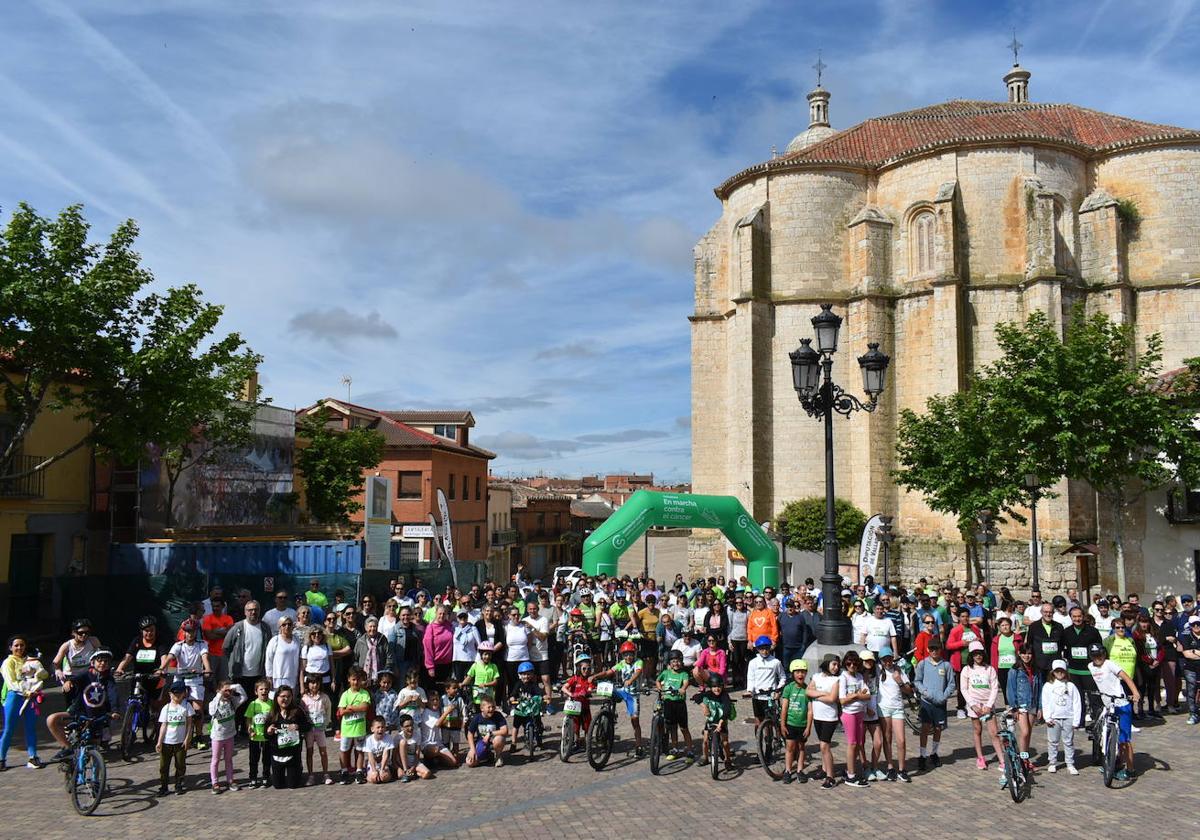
[802,639,861,671]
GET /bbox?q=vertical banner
[858,513,884,583]
[436,488,459,589]
[364,475,393,570]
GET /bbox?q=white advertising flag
[858,513,884,583]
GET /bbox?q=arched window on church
[911,211,936,276]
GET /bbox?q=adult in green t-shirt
[305,579,329,609]
[779,659,812,782]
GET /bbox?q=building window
[475,476,481,500]
[397,471,422,499]
[912,210,935,275]
[474,526,481,549]
[462,474,469,500]
[449,474,456,499]
[399,540,420,564]
[433,424,456,439]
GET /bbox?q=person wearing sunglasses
[51,618,101,706]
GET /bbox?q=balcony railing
[490,528,518,547]
[1166,486,1200,524]
[0,454,46,499]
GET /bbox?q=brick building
[298,401,494,564]
[691,59,1200,596]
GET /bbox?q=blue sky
[2,0,1198,482]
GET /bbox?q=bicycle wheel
[1102,719,1119,787]
[756,718,785,780]
[72,747,106,816]
[1091,719,1102,765]
[649,715,664,775]
[120,703,139,761]
[1004,746,1027,803]
[559,717,574,762]
[586,710,614,770]
[904,698,923,735]
[708,728,720,780]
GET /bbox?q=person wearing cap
[155,679,194,796]
[1088,642,1140,779]
[779,658,812,783]
[876,647,913,782]
[165,618,212,749]
[914,639,955,772]
[1177,614,1200,724]
[961,640,1004,771]
[1041,660,1081,775]
[745,635,786,732]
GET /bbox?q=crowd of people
[1,569,1197,794]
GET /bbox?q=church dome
[785,124,837,153]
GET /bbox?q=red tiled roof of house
[717,100,1200,198]
[297,398,494,459]
[381,410,475,426]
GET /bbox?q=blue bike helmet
[754,635,773,649]
[517,661,535,674]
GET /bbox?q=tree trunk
[1112,486,1128,598]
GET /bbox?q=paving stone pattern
[1,696,1195,838]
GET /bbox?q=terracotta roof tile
[718,100,1200,197]
[381,410,474,426]
[298,398,494,459]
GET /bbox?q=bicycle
[897,649,924,735]
[1088,691,1123,787]
[648,690,667,775]
[560,694,587,762]
[586,680,617,770]
[986,708,1030,803]
[116,672,161,761]
[748,692,784,780]
[512,697,545,761]
[60,718,109,816]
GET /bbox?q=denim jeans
[1184,669,1199,717]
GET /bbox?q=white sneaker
[1067,766,1079,775]
[1131,725,1141,734]
[1047,764,1057,773]
[956,710,967,719]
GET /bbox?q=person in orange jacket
[747,595,779,653]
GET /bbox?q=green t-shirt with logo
[338,688,372,738]
[244,698,273,742]
[657,668,690,701]
[466,661,500,700]
[781,681,810,728]
[614,658,643,688]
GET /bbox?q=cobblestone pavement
[1,694,1196,839]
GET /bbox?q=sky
[2,0,1199,483]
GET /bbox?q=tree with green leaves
[774,496,868,552]
[0,203,261,490]
[294,407,385,526]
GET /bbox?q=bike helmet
[89,648,113,663]
[574,652,592,665]
[788,659,809,672]
[667,649,683,662]
[517,661,535,674]
[478,641,495,653]
[619,641,637,655]
[569,608,584,619]
[138,615,157,630]
[707,675,723,689]
[72,618,92,632]
[754,635,773,649]
[615,589,627,599]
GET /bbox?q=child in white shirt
[207,680,246,792]
[1040,660,1082,774]
[362,716,395,784]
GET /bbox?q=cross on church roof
[812,51,826,87]
[1009,29,1022,64]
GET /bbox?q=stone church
[690,59,1200,597]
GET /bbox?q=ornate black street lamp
[876,515,895,586]
[789,303,890,646]
[976,508,999,584]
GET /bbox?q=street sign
[402,524,436,539]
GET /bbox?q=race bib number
[311,712,325,727]
[135,649,157,664]
[962,631,977,643]
[563,699,582,716]
[594,681,614,699]
[969,677,990,691]
[277,728,300,748]
[1041,642,1058,654]
[344,712,364,723]
[998,653,1016,668]
[253,713,268,726]
[1070,646,1088,660]
[1146,638,1158,653]
[166,709,186,727]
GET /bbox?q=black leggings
[248,740,272,780]
[270,753,304,788]
[729,641,747,686]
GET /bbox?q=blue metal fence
[109,539,363,576]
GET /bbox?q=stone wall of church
[766,170,867,294]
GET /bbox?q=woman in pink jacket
[692,633,728,685]
[961,641,1005,770]
[422,604,455,690]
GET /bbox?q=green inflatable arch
[582,490,780,590]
